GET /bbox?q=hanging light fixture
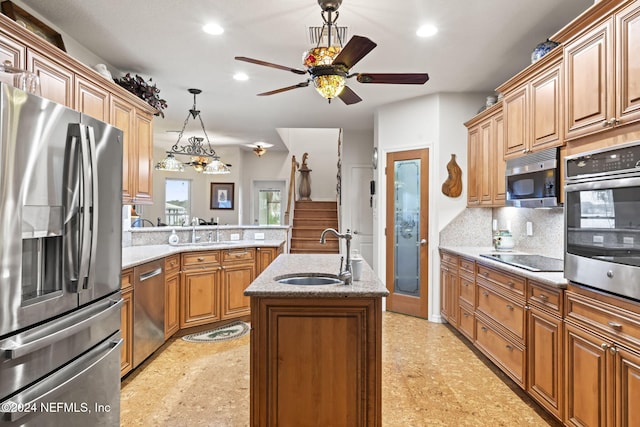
[244,142,273,157]
[155,88,230,174]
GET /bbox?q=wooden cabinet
[255,246,281,277]
[474,264,527,387]
[132,110,153,204]
[0,32,24,86]
[164,254,180,339]
[220,248,255,319]
[439,251,458,326]
[564,284,640,427]
[527,280,564,421]
[465,104,505,207]
[180,251,222,328]
[457,257,476,341]
[75,75,109,121]
[250,296,383,426]
[120,268,134,377]
[565,2,640,140]
[499,48,564,159]
[26,49,73,107]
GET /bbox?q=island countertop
[244,253,389,298]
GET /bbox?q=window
[165,179,191,226]
[258,189,281,225]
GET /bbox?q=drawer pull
[228,251,248,256]
[607,321,622,330]
[463,312,469,317]
[507,281,514,287]
[482,291,489,297]
[197,257,205,262]
[480,326,488,332]
[506,304,514,310]
[482,272,489,277]
[505,345,513,351]
[538,294,548,300]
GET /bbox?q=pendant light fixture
[155,88,230,174]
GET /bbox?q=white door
[348,165,374,267]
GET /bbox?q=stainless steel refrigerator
[0,83,123,426]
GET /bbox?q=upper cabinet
[497,48,564,160]
[465,104,505,208]
[564,1,640,140]
[0,14,157,204]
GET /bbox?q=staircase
[290,200,339,254]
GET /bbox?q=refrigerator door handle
[76,124,93,291]
[0,298,122,359]
[82,125,99,292]
[0,337,123,422]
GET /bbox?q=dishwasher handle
[139,267,162,282]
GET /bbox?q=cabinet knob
[601,343,609,350]
[609,346,618,354]
[482,272,489,277]
[538,294,548,300]
[505,345,513,351]
[481,326,488,332]
[483,291,489,297]
[507,281,514,287]
[197,257,205,261]
[602,119,611,127]
[506,304,514,310]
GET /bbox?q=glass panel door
[385,148,429,318]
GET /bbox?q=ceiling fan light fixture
[313,74,345,99]
[253,146,267,157]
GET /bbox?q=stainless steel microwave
[505,147,560,208]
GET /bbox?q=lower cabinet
[564,285,640,427]
[180,250,222,328]
[221,248,255,319]
[256,246,281,277]
[164,254,180,339]
[439,254,458,326]
[120,268,134,377]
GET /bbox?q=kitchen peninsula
[244,254,388,426]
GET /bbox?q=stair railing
[284,155,299,226]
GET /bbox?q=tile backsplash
[440,206,565,259]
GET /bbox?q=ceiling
[20,0,594,152]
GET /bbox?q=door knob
[420,239,427,246]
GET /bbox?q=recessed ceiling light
[416,24,438,37]
[203,23,224,35]
[233,72,249,81]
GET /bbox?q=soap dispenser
[168,229,179,245]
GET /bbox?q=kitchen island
[244,254,388,427]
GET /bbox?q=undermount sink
[275,274,343,286]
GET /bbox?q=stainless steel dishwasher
[133,259,165,367]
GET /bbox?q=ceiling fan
[235,0,429,105]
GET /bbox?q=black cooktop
[480,253,564,272]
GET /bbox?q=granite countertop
[439,246,568,288]
[244,254,389,298]
[122,240,285,269]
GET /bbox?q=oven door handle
[566,176,640,192]
[0,298,122,359]
[0,337,122,422]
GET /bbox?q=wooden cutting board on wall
[441,154,462,197]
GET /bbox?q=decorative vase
[531,39,560,63]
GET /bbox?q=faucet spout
[319,228,353,285]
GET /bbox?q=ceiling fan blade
[332,35,377,69]
[338,86,362,105]
[235,56,307,75]
[257,81,310,96]
[356,73,430,84]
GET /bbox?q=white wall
[374,92,485,322]
[142,145,243,226]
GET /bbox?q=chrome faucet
[191,217,200,244]
[319,228,353,285]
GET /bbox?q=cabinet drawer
[527,280,563,315]
[182,250,221,268]
[457,304,475,341]
[459,275,475,307]
[121,268,133,291]
[165,254,180,276]
[566,289,640,348]
[222,247,255,263]
[440,251,458,267]
[477,264,526,298]
[475,316,525,387]
[459,257,475,277]
[476,282,525,340]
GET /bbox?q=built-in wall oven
[565,141,640,301]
